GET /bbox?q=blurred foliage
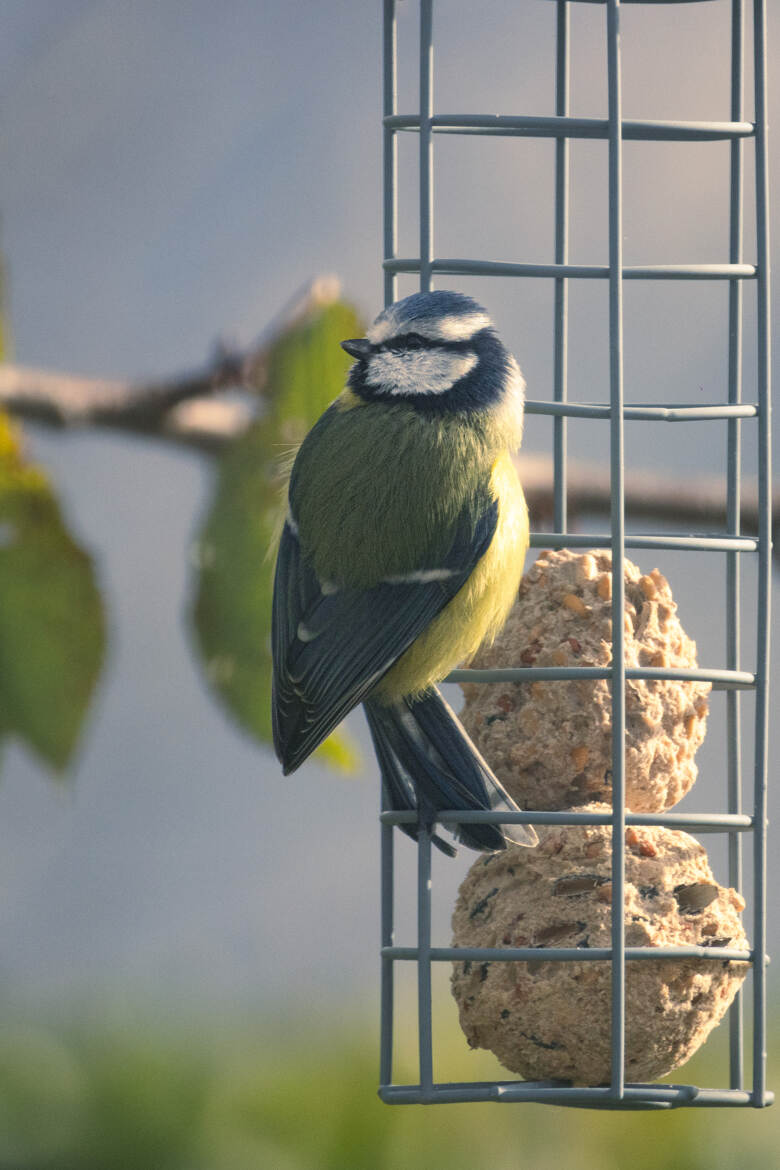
[0,291,366,780]
[0,255,104,772]
[0,414,104,771]
[192,299,363,771]
[0,1008,776,1170]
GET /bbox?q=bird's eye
[384,332,427,354]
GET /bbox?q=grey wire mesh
[378,0,772,1109]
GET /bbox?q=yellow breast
[373,450,528,701]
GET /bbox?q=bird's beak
[340,338,373,360]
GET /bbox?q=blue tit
[271,289,536,855]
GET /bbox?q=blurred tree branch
[0,276,776,548]
[0,277,344,453]
[0,357,250,453]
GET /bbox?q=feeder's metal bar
[447,665,756,688]
[417,821,434,1095]
[554,0,570,533]
[539,0,723,6]
[493,1084,763,1108]
[381,809,754,831]
[383,0,398,307]
[380,1083,773,1109]
[384,944,754,964]
[385,258,757,280]
[419,0,434,292]
[379,724,396,1097]
[727,0,745,1094]
[615,811,754,831]
[416,0,435,1098]
[529,533,758,554]
[380,3,398,1095]
[606,0,626,1101]
[752,0,772,1109]
[380,818,395,1087]
[525,400,757,419]
[385,113,755,142]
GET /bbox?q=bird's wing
[271,496,498,773]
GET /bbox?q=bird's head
[341,290,524,418]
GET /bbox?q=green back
[290,400,498,588]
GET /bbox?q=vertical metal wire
[751,0,772,1109]
[419,0,434,293]
[380,0,398,1091]
[417,1,435,1093]
[606,0,626,1099]
[383,0,399,308]
[380,819,395,1087]
[417,822,434,1095]
[553,1,571,534]
[726,0,745,1093]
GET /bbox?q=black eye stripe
[380,331,430,351]
[378,327,492,354]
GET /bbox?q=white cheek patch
[366,349,478,396]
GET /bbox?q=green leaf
[0,414,105,770]
[192,298,363,771]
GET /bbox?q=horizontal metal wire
[447,665,755,689]
[538,0,721,6]
[385,258,757,280]
[539,0,719,5]
[529,532,759,553]
[383,945,754,963]
[380,1084,774,1109]
[525,400,758,420]
[386,113,755,141]
[380,809,754,831]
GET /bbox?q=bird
[271,289,537,855]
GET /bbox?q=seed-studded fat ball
[460,549,710,813]
[450,813,748,1085]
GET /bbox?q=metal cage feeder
[377,0,772,1110]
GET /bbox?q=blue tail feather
[364,687,537,854]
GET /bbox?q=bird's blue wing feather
[271,497,498,773]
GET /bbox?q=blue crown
[376,290,490,333]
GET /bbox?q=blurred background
[0,1,778,1165]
